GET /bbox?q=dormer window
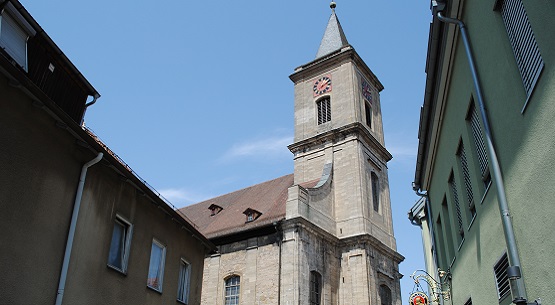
[208,204,223,216]
[0,3,36,71]
[243,208,261,223]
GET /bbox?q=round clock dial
[313,76,332,96]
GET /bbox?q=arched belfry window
[379,284,392,305]
[309,271,322,305]
[224,275,240,305]
[316,97,331,125]
[371,172,380,212]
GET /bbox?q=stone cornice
[290,45,384,92]
[288,122,392,162]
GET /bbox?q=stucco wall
[0,72,208,305]
[421,0,555,303]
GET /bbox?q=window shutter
[500,0,543,99]
[0,12,28,70]
[494,253,511,300]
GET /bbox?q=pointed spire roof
[316,2,349,59]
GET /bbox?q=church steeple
[315,2,349,58]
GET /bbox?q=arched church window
[316,97,331,125]
[371,172,380,212]
[224,275,240,305]
[310,271,322,305]
[379,284,392,305]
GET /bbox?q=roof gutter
[413,9,442,190]
[430,2,537,304]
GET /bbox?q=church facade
[181,5,403,305]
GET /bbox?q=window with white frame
[497,0,543,104]
[224,275,240,305]
[147,239,166,292]
[0,4,34,71]
[107,215,133,273]
[177,259,191,304]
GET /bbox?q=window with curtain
[147,239,166,292]
[107,215,132,273]
[224,275,240,305]
[177,259,191,304]
[309,271,321,305]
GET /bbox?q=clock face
[313,75,332,96]
[362,79,372,102]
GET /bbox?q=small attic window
[243,208,261,223]
[208,204,223,216]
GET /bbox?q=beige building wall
[201,238,281,305]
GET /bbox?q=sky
[21,0,432,302]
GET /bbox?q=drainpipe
[80,93,100,126]
[55,152,103,305]
[431,2,531,304]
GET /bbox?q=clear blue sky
[22,0,432,302]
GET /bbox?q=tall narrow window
[435,216,448,269]
[468,102,491,188]
[225,276,240,305]
[177,259,191,304]
[449,173,465,242]
[457,143,476,219]
[317,97,331,125]
[310,271,321,305]
[371,172,380,212]
[107,215,133,273]
[498,0,543,102]
[464,298,473,305]
[441,197,455,259]
[494,253,511,300]
[365,102,372,128]
[147,239,166,292]
[0,11,29,70]
[379,285,392,305]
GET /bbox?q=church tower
[281,3,404,304]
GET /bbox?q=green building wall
[414,0,555,304]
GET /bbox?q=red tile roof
[179,174,294,239]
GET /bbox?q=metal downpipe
[436,11,527,304]
[55,152,103,305]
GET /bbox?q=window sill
[147,285,163,294]
[107,264,127,275]
[480,181,492,204]
[457,238,465,252]
[177,299,188,305]
[467,213,477,230]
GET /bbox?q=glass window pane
[147,241,165,291]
